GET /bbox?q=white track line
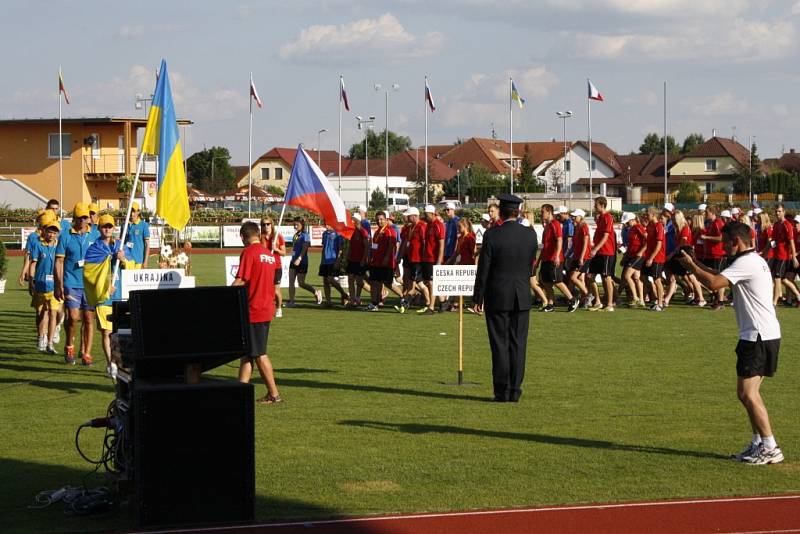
[149,494,800,533]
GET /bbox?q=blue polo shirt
[87,223,101,244]
[321,230,344,265]
[664,219,676,255]
[124,219,150,264]
[25,230,41,259]
[55,227,91,289]
[33,240,58,293]
[561,218,575,258]
[444,215,460,258]
[291,231,310,266]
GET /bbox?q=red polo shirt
[406,221,427,262]
[627,223,646,257]
[645,221,666,264]
[703,218,725,259]
[594,212,616,256]
[347,226,370,263]
[236,242,276,323]
[773,219,795,260]
[573,223,590,261]
[422,218,445,262]
[369,225,397,268]
[542,220,563,262]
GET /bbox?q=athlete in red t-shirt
[367,211,400,311]
[621,213,646,307]
[771,205,800,305]
[418,207,445,314]
[261,217,286,317]
[346,213,370,307]
[535,205,576,311]
[568,209,591,304]
[587,197,617,311]
[701,206,728,308]
[643,207,666,310]
[397,207,427,312]
[234,221,280,405]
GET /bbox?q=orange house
[0,117,191,210]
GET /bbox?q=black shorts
[567,258,590,274]
[318,263,339,277]
[246,321,271,359]
[369,266,394,285]
[736,336,780,378]
[419,262,434,282]
[589,254,616,277]
[771,259,789,279]
[405,261,422,281]
[665,256,689,276]
[621,255,644,271]
[702,258,725,273]
[346,261,367,276]
[539,261,564,284]
[289,263,308,274]
[643,262,664,279]
[273,268,282,285]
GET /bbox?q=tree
[186,146,235,194]
[681,133,705,154]
[369,187,386,210]
[348,129,412,160]
[675,181,701,203]
[732,143,768,196]
[639,133,679,155]
[463,164,507,202]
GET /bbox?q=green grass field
[1,253,799,533]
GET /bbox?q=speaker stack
[111,286,255,528]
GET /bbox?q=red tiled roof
[255,147,342,166]
[572,141,622,174]
[764,151,800,173]
[684,137,749,168]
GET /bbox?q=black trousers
[485,309,530,401]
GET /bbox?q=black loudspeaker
[128,286,251,378]
[133,379,255,527]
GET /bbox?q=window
[48,133,71,158]
[565,160,570,172]
[261,167,270,181]
[705,159,717,171]
[706,182,715,194]
[591,159,596,171]
[91,133,101,159]
[275,168,283,180]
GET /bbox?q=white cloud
[624,90,659,106]
[548,0,749,16]
[691,92,751,116]
[792,0,800,14]
[116,24,182,38]
[441,66,558,127]
[278,13,443,64]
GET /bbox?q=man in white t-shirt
[680,221,783,465]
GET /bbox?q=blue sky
[2,0,799,164]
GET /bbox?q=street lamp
[556,111,573,206]
[317,128,328,167]
[134,93,153,118]
[356,115,376,207]
[375,83,400,203]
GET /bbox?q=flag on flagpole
[285,145,354,239]
[250,74,263,108]
[141,59,190,231]
[511,81,525,109]
[340,76,350,111]
[425,78,436,112]
[59,68,70,104]
[588,80,604,101]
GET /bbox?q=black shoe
[567,299,579,313]
[542,304,555,313]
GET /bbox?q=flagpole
[509,76,514,195]
[58,68,64,216]
[663,80,668,201]
[424,76,429,205]
[587,78,593,216]
[338,75,343,195]
[248,72,254,218]
[112,151,146,286]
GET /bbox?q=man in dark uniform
[473,194,537,402]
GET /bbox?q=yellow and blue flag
[141,60,190,231]
[511,80,525,109]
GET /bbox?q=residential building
[236,147,342,190]
[668,137,749,193]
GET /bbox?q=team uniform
[263,233,285,285]
[703,218,726,272]
[420,217,445,281]
[444,215,460,261]
[568,223,591,273]
[590,211,616,276]
[455,233,477,265]
[666,225,693,276]
[55,228,93,311]
[369,225,397,286]
[124,218,150,268]
[83,238,127,331]
[290,231,310,274]
[644,220,666,279]
[771,218,795,279]
[622,223,646,270]
[236,242,277,359]
[539,220,564,284]
[319,229,344,277]
[346,225,370,276]
[32,239,62,313]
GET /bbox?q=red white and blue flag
[340,76,350,112]
[425,78,436,112]
[286,145,355,239]
[250,74,262,108]
[588,79,604,101]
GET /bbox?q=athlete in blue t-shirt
[443,204,460,260]
[287,218,321,306]
[319,226,347,306]
[123,202,150,267]
[30,219,62,353]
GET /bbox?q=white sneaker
[37,336,47,352]
[53,325,61,344]
[745,444,784,465]
[107,362,118,382]
[731,441,760,462]
[275,308,283,318]
[315,290,323,305]
[46,343,56,355]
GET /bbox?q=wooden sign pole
[458,295,464,385]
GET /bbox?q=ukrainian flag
[141,60,190,231]
[511,80,525,109]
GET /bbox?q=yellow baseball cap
[131,201,140,211]
[39,210,58,228]
[98,214,115,227]
[88,203,100,214]
[73,202,90,218]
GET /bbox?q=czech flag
[285,145,354,239]
[425,77,436,112]
[141,60,190,231]
[340,76,350,112]
[588,79,604,101]
[250,74,263,108]
[59,67,70,104]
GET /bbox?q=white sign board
[432,265,477,296]
[223,225,243,247]
[181,225,221,243]
[148,225,163,249]
[21,227,36,246]
[121,268,196,299]
[224,255,290,288]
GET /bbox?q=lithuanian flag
[141,60,190,231]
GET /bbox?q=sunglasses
[262,223,273,226]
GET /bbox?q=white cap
[663,202,675,212]
[620,212,635,224]
[698,203,708,211]
[382,210,391,219]
[358,204,367,213]
[721,209,732,218]
[557,205,569,214]
[754,208,763,215]
[445,201,456,210]
[424,204,436,214]
[352,212,362,222]
[406,207,420,216]
[481,213,491,222]
[746,210,754,217]
[520,218,531,227]
[570,208,586,218]
[731,207,741,215]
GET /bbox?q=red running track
[158,494,800,534]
